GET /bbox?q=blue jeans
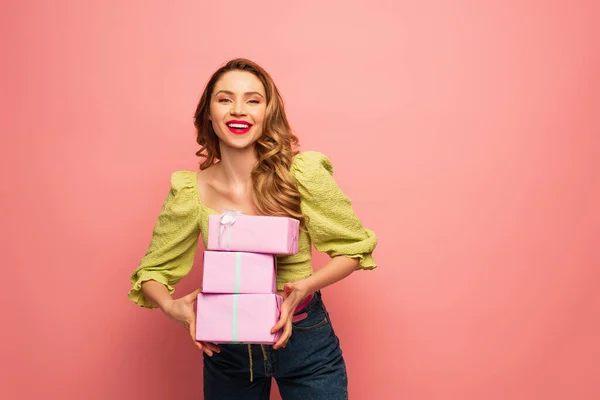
[203,291,348,399]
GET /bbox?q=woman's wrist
[293,279,313,299]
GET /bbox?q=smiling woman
[127,58,377,400]
[211,80,266,139]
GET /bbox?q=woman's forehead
[214,70,265,94]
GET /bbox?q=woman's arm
[271,152,378,349]
[140,280,175,311]
[295,255,360,297]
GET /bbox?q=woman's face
[209,70,267,150]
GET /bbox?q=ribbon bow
[219,209,244,250]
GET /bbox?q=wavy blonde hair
[193,58,305,227]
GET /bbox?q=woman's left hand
[271,281,307,350]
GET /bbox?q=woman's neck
[216,144,257,187]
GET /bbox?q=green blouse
[128,151,378,308]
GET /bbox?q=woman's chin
[218,137,258,151]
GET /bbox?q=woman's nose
[230,102,247,116]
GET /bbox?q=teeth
[228,123,250,129]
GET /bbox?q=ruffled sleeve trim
[128,272,175,309]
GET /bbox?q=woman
[128,58,377,399]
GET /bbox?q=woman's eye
[218,98,231,103]
[248,100,259,104]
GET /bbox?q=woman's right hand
[161,288,220,357]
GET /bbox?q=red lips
[226,120,253,126]
[226,120,253,135]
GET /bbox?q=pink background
[3,1,599,399]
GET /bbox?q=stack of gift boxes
[196,210,300,344]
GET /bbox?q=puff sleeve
[292,151,378,269]
[128,171,202,308]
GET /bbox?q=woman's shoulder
[291,150,334,178]
[169,170,198,192]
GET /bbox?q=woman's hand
[271,281,308,350]
[161,288,220,357]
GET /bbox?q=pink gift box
[195,293,283,344]
[207,210,299,255]
[202,251,276,294]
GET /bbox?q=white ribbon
[219,209,243,250]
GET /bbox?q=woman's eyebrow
[214,90,265,98]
